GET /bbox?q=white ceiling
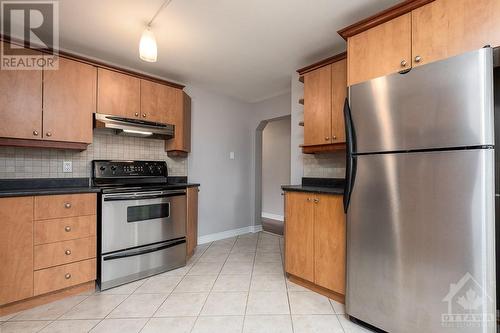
[10,0,399,102]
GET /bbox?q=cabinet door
[0,197,34,305]
[141,80,180,123]
[412,0,500,67]
[186,186,199,258]
[314,194,346,295]
[97,68,140,119]
[303,65,332,146]
[0,44,42,140]
[348,13,412,86]
[43,57,96,143]
[165,91,191,154]
[331,59,347,144]
[285,192,315,282]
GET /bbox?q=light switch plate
[229,152,235,160]
[63,161,72,173]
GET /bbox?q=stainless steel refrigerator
[344,47,496,333]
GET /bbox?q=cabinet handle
[65,226,71,232]
[46,132,52,137]
[325,137,330,141]
[400,60,407,67]
[64,202,71,209]
[314,198,319,203]
[415,55,422,63]
[307,198,312,202]
[33,130,39,136]
[135,112,139,117]
[333,135,337,140]
[142,113,147,118]
[65,249,71,255]
[65,273,71,279]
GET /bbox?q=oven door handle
[103,190,186,201]
[103,238,186,261]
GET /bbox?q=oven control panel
[93,160,167,178]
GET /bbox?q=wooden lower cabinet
[284,191,346,298]
[34,259,96,296]
[34,237,96,270]
[186,186,199,258]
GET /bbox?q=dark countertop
[282,177,345,195]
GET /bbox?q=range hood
[94,113,174,140]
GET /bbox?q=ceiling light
[139,0,173,63]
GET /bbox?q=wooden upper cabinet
[97,68,140,119]
[348,13,412,86]
[314,194,346,295]
[285,192,315,282]
[43,57,96,143]
[141,79,181,123]
[303,65,332,146]
[331,59,347,144]
[165,91,191,155]
[0,197,34,305]
[412,0,500,67]
[0,44,42,140]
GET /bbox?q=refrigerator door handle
[344,98,357,213]
[344,155,357,213]
[343,98,356,155]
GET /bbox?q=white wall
[262,117,291,219]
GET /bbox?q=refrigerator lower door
[347,149,496,333]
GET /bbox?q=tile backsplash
[0,130,187,179]
[303,152,346,178]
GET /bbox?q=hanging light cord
[147,0,173,27]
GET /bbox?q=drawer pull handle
[64,202,72,208]
[65,226,71,232]
[65,249,71,255]
[65,273,71,279]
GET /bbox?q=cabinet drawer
[35,193,96,220]
[34,258,96,296]
[35,215,96,245]
[34,237,96,270]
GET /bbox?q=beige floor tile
[226,252,255,263]
[230,246,257,254]
[133,275,183,294]
[61,294,128,319]
[157,265,192,277]
[99,280,146,295]
[187,261,224,275]
[197,251,229,263]
[330,299,346,314]
[12,296,87,320]
[288,291,334,315]
[39,319,100,333]
[238,233,259,240]
[191,316,244,333]
[89,318,148,333]
[203,246,232,257]
[254,251,282,263]
[220,261,254,275]
[0,321,50,333]
[250,274,286,291]
[292,315,344,333]
[246,291,290,315]
[253,261,284,275]
[108,294,167,318]
[337,314,374,332]
[243,315,293,333]
[174,275,217,292]
[256,243,281,253]
[286,279,310,292]
[141,317,196,333]
[200,292,248,316]
[154,292,208,317]
[213,275,251,292]
[0,312,18,322]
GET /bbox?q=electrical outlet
[63,161,72,173]
[229,152,235,160]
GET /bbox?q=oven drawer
[100,238,186,290]
[34,237,96,270]
[35,193,96,220]
[35,215,96,245]
[34,258,96,296]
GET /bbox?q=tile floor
[0,232,373,333]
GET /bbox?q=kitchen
[0,0,499,332]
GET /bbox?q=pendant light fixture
[139,0,172,62]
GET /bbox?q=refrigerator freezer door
[349,48,494,154]
[346,149,496,333]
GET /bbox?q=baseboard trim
[198,225,263,244]
[261,212,284,222]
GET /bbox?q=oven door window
[127,203,170,223]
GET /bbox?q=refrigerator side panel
[346,149,495,333]
[349,48,494,153]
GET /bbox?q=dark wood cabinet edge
[297,52,347,75]
[167,150,189,158]
[0,35,185,90]
[337,0,435,40]
[301,143,346,154]
[287,274,345,304]
[0,138,89,151]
